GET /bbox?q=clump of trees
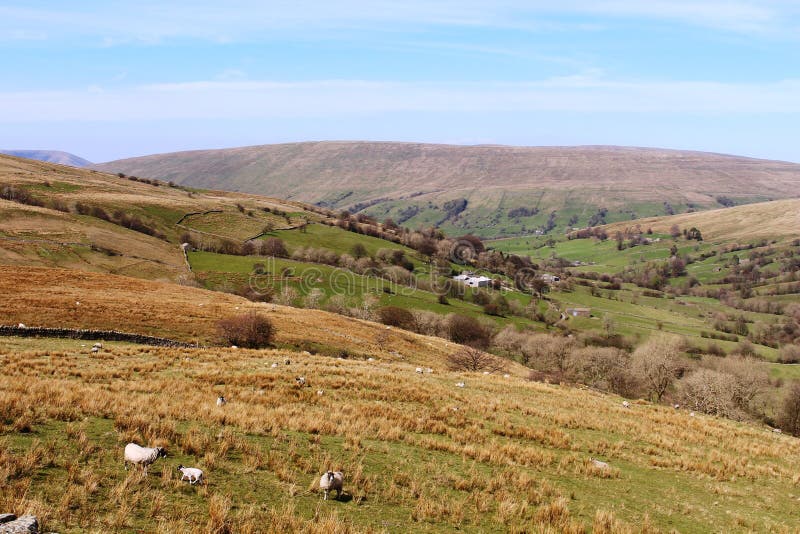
[447,346,507,373]
[217,312,275,349]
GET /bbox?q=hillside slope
[601,198,800,242]
[95,142,800,237]
[0,149,92,167]
[2,266,800,532]
[0,154,324,280]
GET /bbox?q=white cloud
[0,1,797,44]
[2,76,799,122]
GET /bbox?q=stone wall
[0,325,196,348]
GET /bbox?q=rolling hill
[95,142,800,238]
[0,149,92,167]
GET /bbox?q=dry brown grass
[94,142,800,210]
[2,336,800,531]
[0,265,490,369]
[603,198,800,242]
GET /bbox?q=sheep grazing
[415,367,424,374]
[426,368,433,374]
[177,465,204,485]
[319,471,344,500]
[455,382,465,388]
[271,363,278,368]
[689,412,696,417]
[17,323,25,329]
[590,457,610,469]
[93,342,103,349]
[123,443,167,474]
[503,374,510,379]
[367,357,375,362]
[295,376,307,387]
[673,404,680,409]
[316,389,324,396]
[216,395,227,407]
[773,428,782,434]
[621,401,630,408]
[91,347,100,354]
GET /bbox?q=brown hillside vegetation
[602,198,800,242]
[2,337,800,531]
[0,154,321,280]
[95,143,800,232]
[0,265,469,368]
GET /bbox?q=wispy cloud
[0,1,797,44]
[2,76,799,122]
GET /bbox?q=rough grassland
[2,339,800,533]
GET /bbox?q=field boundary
[0,325,197,348]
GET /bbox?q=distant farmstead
[565,307,591,317]
[453,273,492,288]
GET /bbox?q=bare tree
[778,382,800,436]
[447,346,507,373]
[631,334,684,402]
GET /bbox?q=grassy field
[3,335,800,533]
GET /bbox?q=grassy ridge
[94,142,800,238]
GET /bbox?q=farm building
[565,307,591,317]
[453,273,492,288]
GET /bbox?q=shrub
[778,344,800,364]
[217,312,275,348]
[446,314,491,349]
[377,306,416,331]
[447,346,507,373]
[778,382,800,436]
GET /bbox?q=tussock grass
[2,340,800,532]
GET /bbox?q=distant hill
[95,142,800,237]
[601,198,800,242]
[1,149,92,167]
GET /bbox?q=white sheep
[177,465,204,485]
[271,363,278,368]
[216,396,227,407]
[123,443,166,474]
[415,367,424,374]
[91,347,100,354]
[503,374,510,379]
[455,382,465,388]
[319,470,344,500]
[483,371,490,375]
[689,412,695,417]
[295,376,307,387]
[590,458,609,469]
[17,323,25,328]
[93,342,103,349]
[426,368,433,374]
[316,389,324,396]
[622,401,630,408]
[773,428,782,434]
[673,404,680,409]
[367,357,375,362]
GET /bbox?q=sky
[1,1,799,163]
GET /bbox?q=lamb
[216,395,227,406]
[590,457,609,469]
[177,465,204,485]
[123,443,166,474]
[319,471,344,500]
[621,401,630,408]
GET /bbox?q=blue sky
[1,1,799,162]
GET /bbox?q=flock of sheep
[122,392,345,499]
